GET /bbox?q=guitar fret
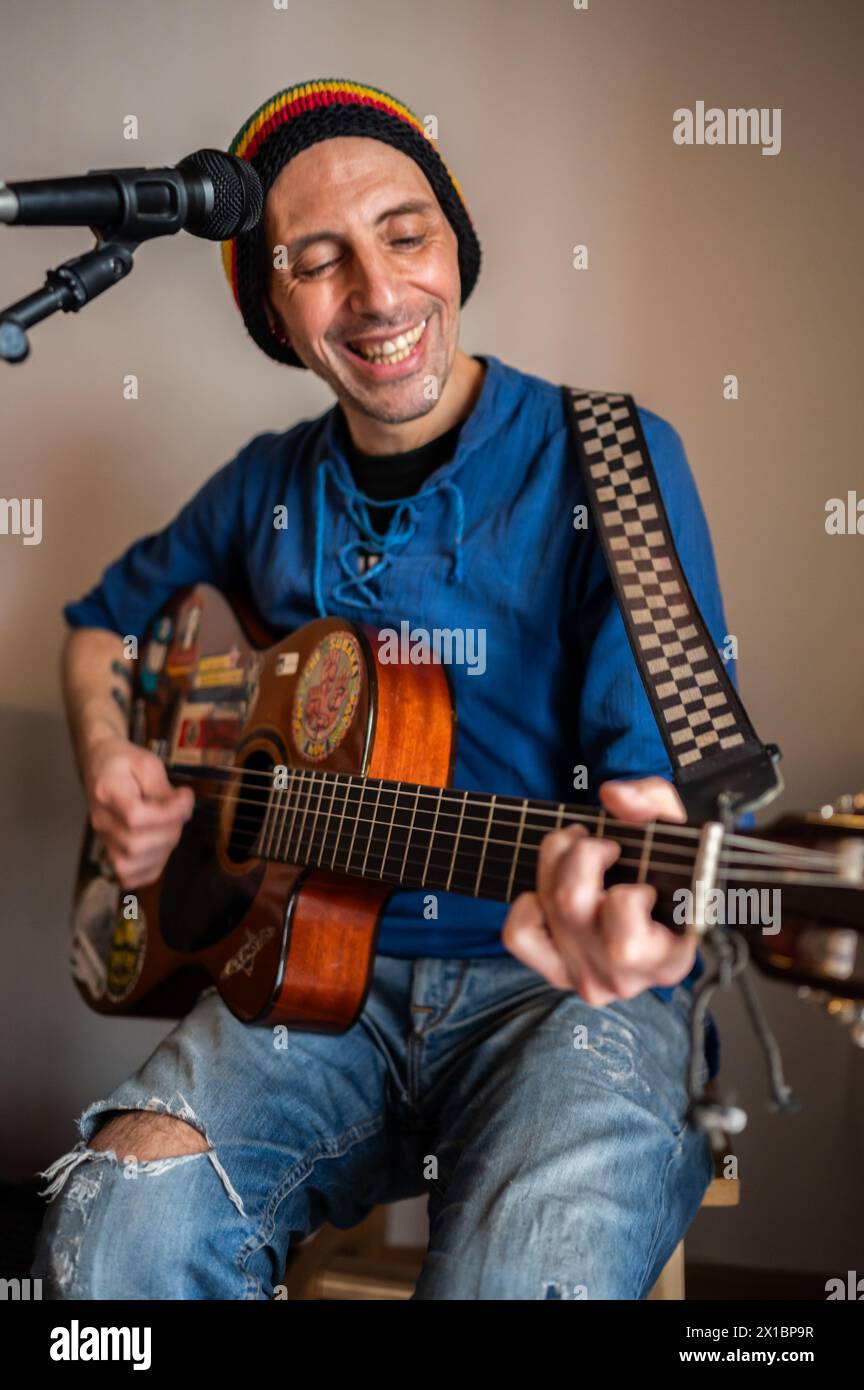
[505,799,528,902]
[361,779,384,876]
[287,767,311,861]
[421,787,443,886]
[274,768,291,862]
[638,822,654,883]
[269,768,284,860]
[259,781,277,859]
[445,790,469,892]
[596,808,607,838]
[268,772,284,856]
[385,784,406,876]
[378,780,402,879]
[304,772,328,865]
[473,795,496,896]
[276,769,292,862]
[424,790,460,889]
[555,803,565,830]
[329,774,351,870]
[271,772,290,861]
[290,769,314,864]
[399,785,422,881]
[276,772,300,856]
[340,777,363,875]
[317,772,340,866]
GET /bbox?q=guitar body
[70,585,456,1031]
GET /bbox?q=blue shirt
[65,354,740,1071]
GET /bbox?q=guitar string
[166,762,717,838]
[164,769,841,874]
[226,834,850,887]
[164,779,843,874]
[154,798,851,887]
[103,835,854,895]
[170,762,851,864]
[164,763,836,860]
[175,799,840,876]
[105,775,855,888]
[95,803,859,893]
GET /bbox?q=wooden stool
[646,1142,740,1300]
[281,1142,740,1301]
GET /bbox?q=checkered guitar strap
[562,386,782,822]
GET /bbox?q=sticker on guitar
[220,925,277,980]
[292,632,362,761]
[71,869,147,1003]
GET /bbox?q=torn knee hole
[89,1110,209,1160]
[37,1092,248,1219]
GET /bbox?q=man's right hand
[85,738,195,889]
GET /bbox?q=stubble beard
[332,332,453,425]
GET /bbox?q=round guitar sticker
[292,632,362,761]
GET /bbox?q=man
[34,79,729,1300]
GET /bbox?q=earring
[263,295,291,349]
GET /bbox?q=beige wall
[1,0,862,1277]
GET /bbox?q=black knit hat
[221,79,482,368]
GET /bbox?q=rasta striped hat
[220,79,482,368]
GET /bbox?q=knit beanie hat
[220,79,482,368]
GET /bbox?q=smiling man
[261,136,482,443]
[34,79,732,1301]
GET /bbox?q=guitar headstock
[740,790,864,1043]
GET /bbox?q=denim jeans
[32,952,713,1300]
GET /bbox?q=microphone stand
[0,236,139,363]
[0,157,219,363]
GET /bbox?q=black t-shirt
[338,409,463,540]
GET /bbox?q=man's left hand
[502,776,695,1004]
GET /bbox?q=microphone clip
[0,237,137,364]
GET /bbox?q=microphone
[0,149,263,242]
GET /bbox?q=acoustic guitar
[70,584,864,1036]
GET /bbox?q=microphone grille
[179,148,263,239]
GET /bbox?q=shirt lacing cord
[313,458,466,617]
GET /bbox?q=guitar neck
[236,767,698,903]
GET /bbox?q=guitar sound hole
[226,750,275,865]
[160,794,265,954]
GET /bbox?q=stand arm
[0,238,138,362]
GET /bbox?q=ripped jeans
[32,952,713,1300]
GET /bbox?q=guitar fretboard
[250,767,689,902]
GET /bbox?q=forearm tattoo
[111,658,134,686]
[111,686,130,718]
